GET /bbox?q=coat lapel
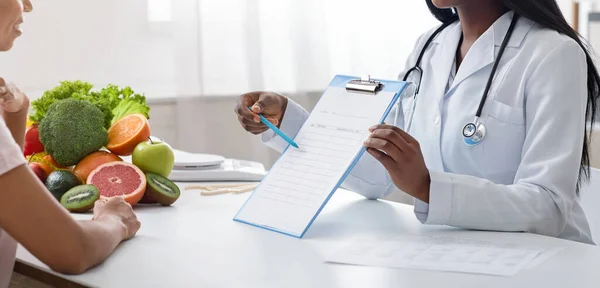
[429,22,462,108]
[447,24,495,94]
[446,11,530,94]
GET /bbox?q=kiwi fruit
[60,185,100,213]
[46,170,82,201]
[145,173,180,206]
[138,193,158,204]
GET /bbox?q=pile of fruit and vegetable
[25,81,180,213]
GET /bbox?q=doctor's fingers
[368,128,415,155]
[252,92,285,114]
[369,124,417,144]
[235,99,261,123]
[237,116,268,134]
[237,115,279,128]
[366,148,399,173]
[363,138,407,164]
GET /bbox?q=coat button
[434,116,441,125]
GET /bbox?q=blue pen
[249,106,299,148]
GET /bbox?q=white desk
[16,186,600,288]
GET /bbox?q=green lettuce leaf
[30,81,95,124]
[110,86,150,125]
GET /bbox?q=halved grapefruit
[87,162,146,205]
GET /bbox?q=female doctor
[234,0,599,244]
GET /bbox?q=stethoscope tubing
[400,12,519,145]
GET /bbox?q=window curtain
[170,0,439,97]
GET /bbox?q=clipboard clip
[346,75,384,93]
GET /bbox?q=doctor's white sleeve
[414,40,588,238]
[260,99,398,200]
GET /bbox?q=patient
[0,1,140,286]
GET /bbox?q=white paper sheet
[235,87,398,236]
[325,235,547,276]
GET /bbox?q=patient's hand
[0,78,29,114]
[234,91,288,135]
[93,197,141,241]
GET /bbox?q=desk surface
[16,186,600,288]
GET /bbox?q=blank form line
[299,137,358,148]
[277,172,329,183]
[261,195,315,209]
[280,167,334,178]
[303,131,365,141]
[297,143,356,153]
[269,179,323,193]
[264,184,312,195]
[264,190,316,203]
[302,131,363,141]
[269,179,321,189]
[318,110,369,119]
[287,154,345,165]
[292,151,348,160]
[281,161,341,172]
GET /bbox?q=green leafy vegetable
[30,81,150,129]
[29,81,95,124]
[110,86,150,125]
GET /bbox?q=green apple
[132,137,175,177]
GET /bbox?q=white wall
[2,0,578,101]
[558,0,574,24]
[0,0,177,99]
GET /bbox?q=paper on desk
[325,235,549,277]
[234,86,399,237]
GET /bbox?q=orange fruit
[106,114,151,156]
[37,162,55,176]
[87,162,147,206]
[74,151,123,182]
[43,154,68,169]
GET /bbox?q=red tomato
[23,125,45,157]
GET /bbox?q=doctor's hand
[234,91,288,135]
[364,124,431,203]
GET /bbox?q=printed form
[325,235,552,277]
[234,86,399,237]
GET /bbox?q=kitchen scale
[168,149,267,182]
[122,149,267,182]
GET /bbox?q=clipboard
[233,75,411,238]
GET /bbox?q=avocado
[45,170,81,201]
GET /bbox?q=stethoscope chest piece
[462,121,486,146]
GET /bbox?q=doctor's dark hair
[427,0,600,193]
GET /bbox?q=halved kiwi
[60,185,100,213]
[145,173,180,206]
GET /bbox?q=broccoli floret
[39,99,109,166]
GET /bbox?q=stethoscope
[401,13,519,146]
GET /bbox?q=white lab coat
[261,11,595,245]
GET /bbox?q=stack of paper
[325,235,562,276]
